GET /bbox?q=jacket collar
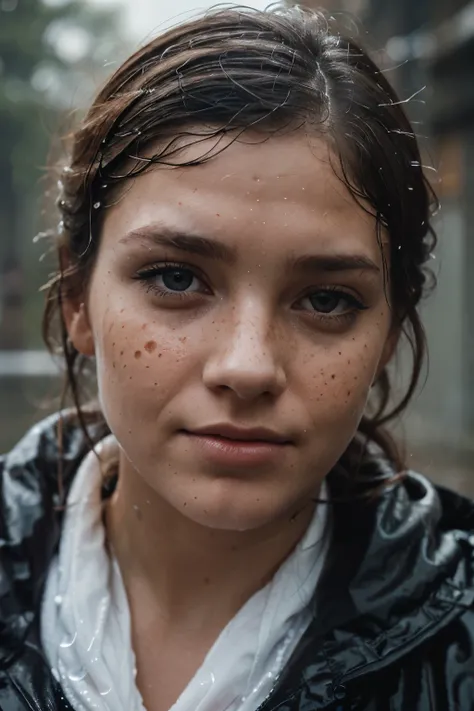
[262,468,474,709]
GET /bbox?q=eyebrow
[119,224,380,274]
[119,225,236,264]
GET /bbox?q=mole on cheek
[144,340,157,353]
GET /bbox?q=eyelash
[135,262,368,323]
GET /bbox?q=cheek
[92,308,188,415]
[300,336,383,423]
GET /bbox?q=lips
[181,424,292,467]
[185,424,291,444]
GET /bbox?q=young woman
[1,6,473,711]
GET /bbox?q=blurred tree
[0,0,125,349]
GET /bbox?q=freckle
[113,362,116,369]
[338,351,342,356]
[144,340,157,353]
[120,350,124,356]
[179,336,187,343]
[141,324,147,330]
[146,365,150,369]
[154,382,158,386]
[178,201,182,205]
[120,309,124,313]
[134,350,142,359]
[204,577,210,585]
[121,325,125,329]
[347,390,352,396]
[123,364,127,369]
[112,342,115,347]
[194,496,198,500]
[331,374,336,379]
[158,353,162,358]
[183,502,187,507]
[216,213,220,217]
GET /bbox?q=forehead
[100,131,381,262]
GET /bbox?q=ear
[62,298,95,357]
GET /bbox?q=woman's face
[68,132,394,531]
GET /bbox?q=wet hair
[42,5,437,491]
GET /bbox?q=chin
[172,487,295,532]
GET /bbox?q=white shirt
[41,436,330,711]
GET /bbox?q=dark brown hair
[42,5,437,487]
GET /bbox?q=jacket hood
[0,412,473,709]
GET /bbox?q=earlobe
[63,300,95,357]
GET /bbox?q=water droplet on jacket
[100,687,112,696]
[333,684,346,700]
[60,631,77,648]
[51,667,60,682]
[93,201,101,209]
[54,594,63,606]
[68,668,87,682]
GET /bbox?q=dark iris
[309,291,342,313]
[162,268,194,292]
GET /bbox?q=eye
[299,289,366,316]
[136,263,209,297]
[160,267,198,292]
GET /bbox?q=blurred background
[0,0,472,494]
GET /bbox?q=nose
[202,302,287,401]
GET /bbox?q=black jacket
[0,412,473,711]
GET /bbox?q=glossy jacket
[0,412,473,711]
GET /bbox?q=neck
[105,455,317,630]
